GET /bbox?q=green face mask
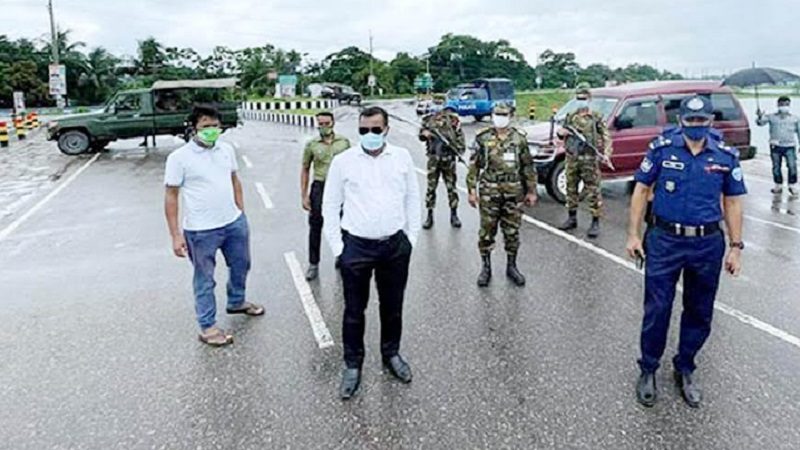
[319,126,334,137]
[196,127,222,146]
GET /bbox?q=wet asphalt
[1,102,799,450]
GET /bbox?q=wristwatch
[729,241,745,250]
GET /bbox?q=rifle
[563,124,615,171]
[389,112,468,167]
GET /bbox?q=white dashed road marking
[284,251,334,349]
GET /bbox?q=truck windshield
[555,96,618,122]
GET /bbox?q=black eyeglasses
[359,126,384,135]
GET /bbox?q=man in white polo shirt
[164,105,264,347]
[323,106,421,400]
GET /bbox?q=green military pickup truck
[48,78,240,155]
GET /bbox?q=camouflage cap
[575,82,591,96]
[432,93,446,101]
[492,103,513,114]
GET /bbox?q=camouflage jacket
[564,111,613,157]
[418,111,466,159]
[467,127,537,196]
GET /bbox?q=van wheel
[474,115,486,122]
[545,159,585,204]
[58,130,91,155]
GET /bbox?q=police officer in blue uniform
[626,95,746,408]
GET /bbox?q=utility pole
[368,30,374,97]
[48,0,59,64]
[48,0,65,108]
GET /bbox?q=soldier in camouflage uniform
[557,82,613,238]
[467,104,538,287]
[419,95,466,229]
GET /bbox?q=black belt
[651,216,721,237]
[343,230,404,244]
[482,174,519,183]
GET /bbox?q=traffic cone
[14,115,26,141]
[0,121,9,148]
[29,112,40,128]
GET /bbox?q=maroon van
[523,81,756,203]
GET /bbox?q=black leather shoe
[558,210,578,231]
[674,371,701,408]
[422,209,434,229]
[339,368,362,400]
[450,209,462,228]
[305,264,319,281]
[636,372,657,407]
[477,254,492,287]
[382,355,412,383]
[586,218,601,239]
[506,255,526,286]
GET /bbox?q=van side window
[615,100,659,130]
[664,98,685,125]
[709,93,742,121]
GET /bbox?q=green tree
[389,52,425,94]
[535,49,580,89]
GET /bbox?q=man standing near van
[757,96,799,197]
[557,82,613,238]
[165,105,264,347]
[301,112,351,281]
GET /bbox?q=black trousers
[308,180,325,265]
[340,230,412,368]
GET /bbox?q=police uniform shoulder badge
[640,157,653,173]
[732,167,743,182]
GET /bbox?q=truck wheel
[58,130,91,155]
[474,115,486,122]
[545,159,586,204]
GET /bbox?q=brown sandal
[198,327,234,346]
[226,302,265,316]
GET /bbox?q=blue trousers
[184,214,251,329]
[638,227,725,374]
[770,145,797,185]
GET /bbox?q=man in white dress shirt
[322,106,421,400]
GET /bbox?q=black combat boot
[450,208,462,228]
[558,210,578,231]
[477,254,492,287]
[422,209,434,229]
[586,217,601,239]
[506,254,526,286]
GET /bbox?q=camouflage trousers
[426,157,459,209]
[478,194,522,256]
[565,155,603,217]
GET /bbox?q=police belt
[650,216,721,237]
[481,173,519,184]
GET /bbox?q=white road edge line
[241,155,253,169]
[745,214,800,234]
[0,153,101,243]
[284,251,335,349]
[254,182,274,209]
[414,167,800,350]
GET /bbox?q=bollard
[0,121,9,148]
[29,112,40,128]
[528,103,536,121]
[24,113,33,131]
[14,115,26,140]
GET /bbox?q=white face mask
[492,114,510,129]
[779,106,791,114]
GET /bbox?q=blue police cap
[680,96,713,120]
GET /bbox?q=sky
[5,0,799,77]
